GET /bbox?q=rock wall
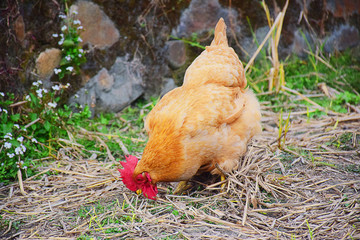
[1,0,359,114]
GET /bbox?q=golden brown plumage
[129,18,261,197]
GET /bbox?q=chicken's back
[183,18,247,90]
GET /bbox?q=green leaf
[100,114,109,125]
[10,114,20,122]
[44,121,51,131]
[62,39,75,48]
[29,113,38,121]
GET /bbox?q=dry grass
[1,110,359,239]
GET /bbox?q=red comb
[118,155,138,191]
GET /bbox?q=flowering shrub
[52,8,86,79]
[0,81,91,184]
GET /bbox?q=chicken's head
[118,155,158,200]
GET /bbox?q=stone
[160,78,177,98]
[325,0,360,18]
[174,0,238,38]
[291,29,314,58]
[242,26,270,60]
[69,56,145,115]
[14,15,25,43]
[70,1,120,49]
[324,25,360,53]
[35,48,62,80]
[96,68,114,92]
[165,40,187,69]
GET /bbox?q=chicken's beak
[136,189,142,195]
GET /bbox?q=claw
[173,181,191,195]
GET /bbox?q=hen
[119,18,261,200]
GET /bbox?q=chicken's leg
[220,174,227,191]
[173,181,191,195]
[215,163,228,191]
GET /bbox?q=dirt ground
[1,111,359,239]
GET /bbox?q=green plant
[299,30,319,85]
[305,219,314,240]
[0,82,90,184]
[260,0,287,92]
[277,109,290,149]
[53,3,86,79]
[170,34,205,50]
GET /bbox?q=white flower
[79,49,84,53]
[72,10,78,15]
[0,107,2,112]
[14,124,20,129]
[60,33,64,38]
[32,80,42,87]
[58,39,64,45]
[65,83,70,88]
[65,55,71,61]
[31,138,38,143]
[4,133,12,139]
[23,166,27,170]
[3,109,8,114]
[15,146,23,155]
[20,144,26,153]
[78,54,82,57]
[59,14,67,19]
[77,26,83,30]
[73,20,81,25]
[54,68,62,74]
[78,37,83,42]
[25,95,31,101]
[61,25,67,31]
[7,153,15,158]
[52,85,60,91]
[1,163,4,166]
[36,89,43,98]
[52,33,59,37]
[74,94,79,99]
[17,136,24,142]
[66,66,74,72]
[4,142,12,149]
[43,88,48,94]
[0,92,4,97]
[48,102,57,108]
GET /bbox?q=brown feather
[133,18,261,185]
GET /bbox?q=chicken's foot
[215,163,228,192]
[173,181,192,195]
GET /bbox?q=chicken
[119,18,261,200]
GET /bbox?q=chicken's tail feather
[210,18,228,47]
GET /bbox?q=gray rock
[324,25,360,53]
[165,40,187,69]
[291,29,314,58]
[69,56,145,115]
[160,78,177,97]
[174,0,238,38]
[241,26,270,60]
